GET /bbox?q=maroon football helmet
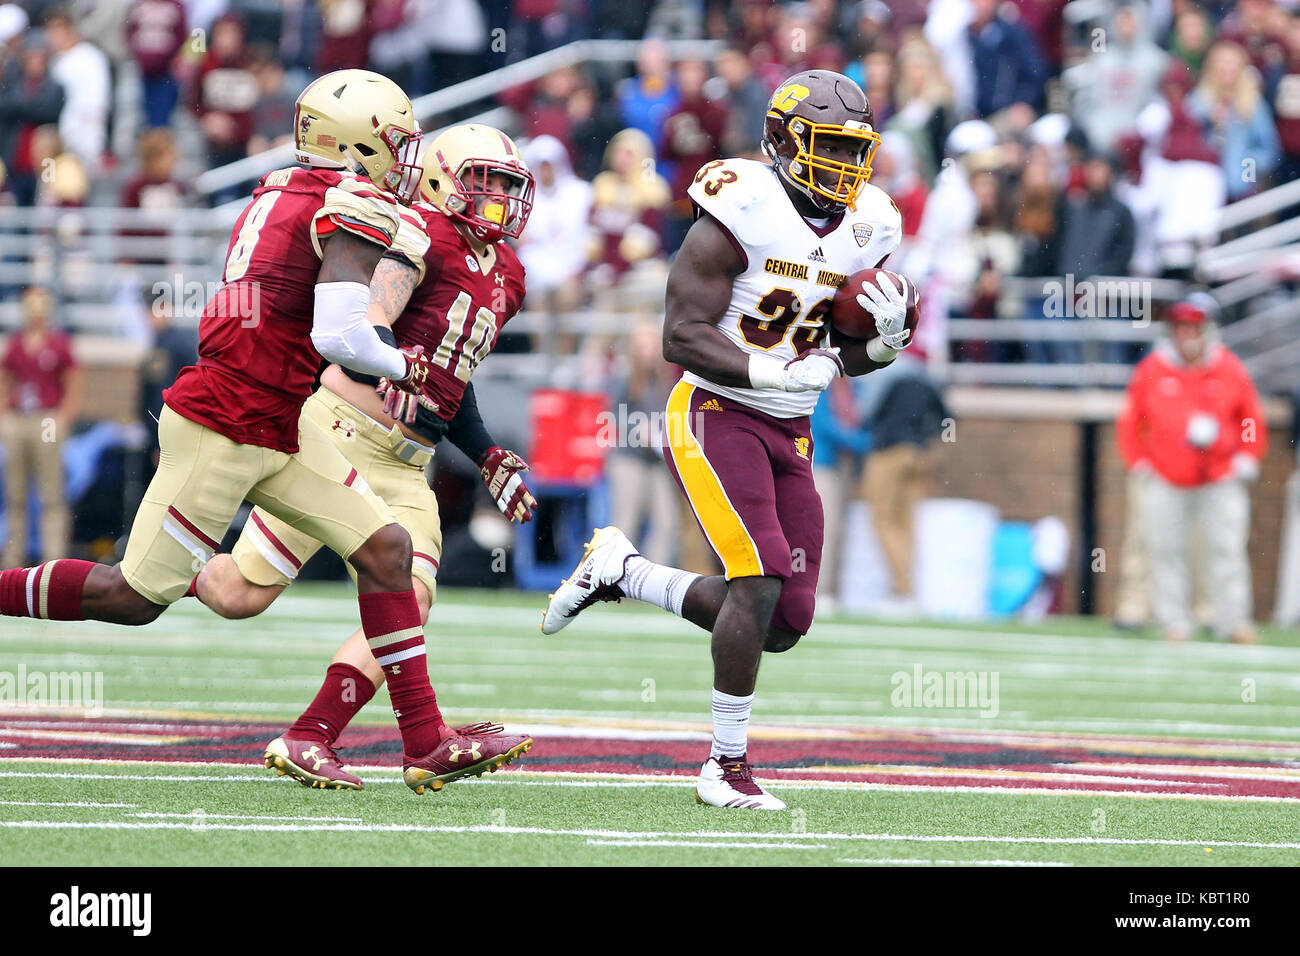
[761,70,881,213]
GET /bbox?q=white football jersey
[682,157,903,418]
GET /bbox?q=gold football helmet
[419,124,535,243]
[294,69,422,203]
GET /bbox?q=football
[831,267,920,342]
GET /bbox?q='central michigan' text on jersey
[684,157,902,417]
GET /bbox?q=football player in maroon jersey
[0,70,463,776]
[194,125,539,794]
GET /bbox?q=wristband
[748,354,787,390]
[867,338,901,364]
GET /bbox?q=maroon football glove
[390,345,433,394]
[377,345,435,424]
[479,446,537,523]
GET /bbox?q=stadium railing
[194,38,724,204]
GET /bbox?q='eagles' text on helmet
[419,124,535,243]
[761,70,880,213]
[295,69,423,203]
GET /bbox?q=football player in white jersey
[542,71,915,809]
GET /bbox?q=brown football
[831,268,920,342]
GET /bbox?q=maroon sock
[0,560,96,620]
[358,589,444,756]
[288,662,376,745]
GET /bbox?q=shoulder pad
[387,207,431,282]
[846,182,904,263]
[320,182,403,248]
[686,158,783,248]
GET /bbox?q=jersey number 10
[436,291,497,383]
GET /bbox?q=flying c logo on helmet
[770,83,811,113]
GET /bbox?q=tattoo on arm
[369,256,420,326]
[317,228,387,285]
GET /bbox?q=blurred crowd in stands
[0,1,1296,342]
[2,0,1296,370]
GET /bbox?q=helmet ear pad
[765,116,839,214]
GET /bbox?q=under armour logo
[332,419,355,438]
[301,745,329,771]
[447,741,482,763]
[494,273,506,286]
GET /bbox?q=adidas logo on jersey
[697,399,723,412]
[807,246,826,263]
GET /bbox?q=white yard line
[127,811,364,823]
[585,839,825,850]
[0,800,138,808]
[0,818,1297,851]
[1,764,1299,801]
[837,857,1072,867]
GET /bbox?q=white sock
[710,688,753,759]
[621,555,699,618]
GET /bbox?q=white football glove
[857,273,913,350]
[749,348,844,393]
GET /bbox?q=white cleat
[695,755,787,810]
[540,526,638,635]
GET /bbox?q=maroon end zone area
[4,713,1300,800]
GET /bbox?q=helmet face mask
[420,125,536,243]
[373,123,424,205]
[762,71,881,213]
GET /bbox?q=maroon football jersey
[391,204,526,420]
[165,166,401,452]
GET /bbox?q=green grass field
[2,585,1299,866]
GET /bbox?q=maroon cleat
[403,722,533,795]
[264,736,363,790]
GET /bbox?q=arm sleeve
[442,382,498,465]
[310,281,408,379]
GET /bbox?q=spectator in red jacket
[1117,296,1268,644]
[659,57,726,249]
[1,286,81,568]
[127,0,187,128]
[192,13,257,169]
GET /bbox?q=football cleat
[264,736,363,790]
[403,722,533,795]
[695,755,787,810]
[540,526,637,634]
